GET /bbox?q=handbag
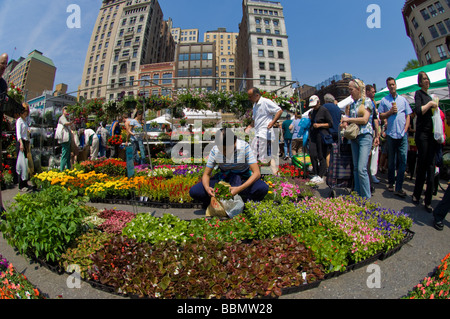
[321,132,334,145]
[342,123,360,140]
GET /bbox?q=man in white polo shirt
[245,88,283,171]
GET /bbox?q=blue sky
[0,0,417,96]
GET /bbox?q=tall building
[236,0,293,95]
[78,0,175,102]
[403,0,450,65]
[7,50,56,100]
[204,28,239,92]
[174,42,216,91]
[170,27,200,44]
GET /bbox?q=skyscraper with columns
[78,0,175,102]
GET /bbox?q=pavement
[0,168,449,300]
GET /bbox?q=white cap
[309,95,320,107]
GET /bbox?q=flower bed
[7,158,415,299]
[245,195,413,273]
[1,253,45,299]
[88,235,324,299]
[404,253,450,299]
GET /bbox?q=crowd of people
[3,44,450,231]
[273,72,450,232]
[55,109,151,174]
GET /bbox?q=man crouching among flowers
[189,128,268,210]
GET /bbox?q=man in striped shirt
[189,128,269,210]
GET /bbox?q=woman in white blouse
[16,103,31,191]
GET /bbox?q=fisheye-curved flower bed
[404,252,450,299]
[0,174,414,299]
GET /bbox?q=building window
[270,76,276,85]
[276,40,283,47]
[257,38,263,45]
[278,51,284,59]
[268,50,274,58]
[162,73,172,84]
[428,5,438,17]
[279,64,285,72]
[255,18,261,24]
[120,64,127,74]
[412,17,419,29]
[259,62,265,70]
[269,63,275,71]
[280,77,286,86]
[190,53,201,60]
[419,33,426,47]
[258,49,264,57]
[425,51,432,64]
[435,1,445,13]
[189,69,200,77]
[420,8,430,20]
[429,25,439,38]
[178,53,189,61]
[260,75,266,85]
[202,53,213,60]
[437,21,447,35]
[446,0,450,8]
[256,28,261,33]
[437,44,447,59]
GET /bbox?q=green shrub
[0,186,90,263]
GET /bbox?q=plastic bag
[206,196,245,219]
[433,107,445,144]
[16,151,28,182]
[370,146,379,176]
[55,123,63,142]
[221,195,245,219]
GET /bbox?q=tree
[403,59,420,71]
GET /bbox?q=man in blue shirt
[379,77,412,198]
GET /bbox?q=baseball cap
[309,95,320,107]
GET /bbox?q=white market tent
[374,58,450,106]
[147,115,172,125]
[183,108,222,120]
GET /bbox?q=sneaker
[434,220,444,231]
[310,176,320,183]
[394,190,407,198]
[315,177,324,184]
[371,175,380,184]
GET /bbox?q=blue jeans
[350,133,373,199]
[284,138,292,158]
[130,137,145,164]
[387,135,408,192]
